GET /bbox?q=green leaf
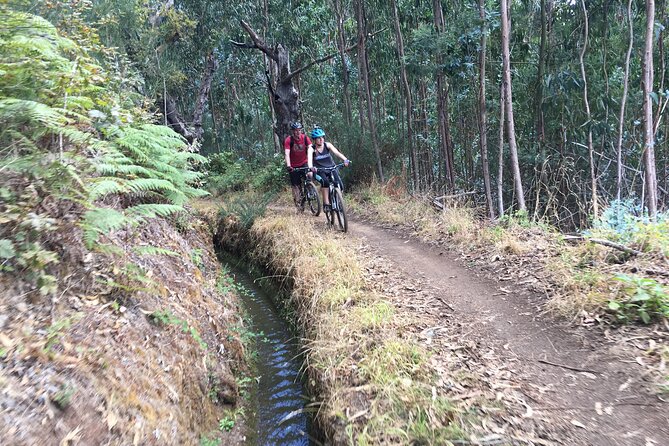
[0,239,15,259]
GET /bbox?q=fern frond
[89,179,127,200]
[81,208,130,248]
[126,204,184,220]
[132,246,180,257]
[126,178,179,195]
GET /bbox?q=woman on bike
[307,126,350,212]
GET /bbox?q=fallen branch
[562,235,642,256]
[589,238,643,256]
[537,358,601,374]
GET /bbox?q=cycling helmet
[290,122,303,130]
[310,127,325,138]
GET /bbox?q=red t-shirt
[284,134,311,167]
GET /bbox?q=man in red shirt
[284,122,312,209]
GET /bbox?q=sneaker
[323,204,332,212]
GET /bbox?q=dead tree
[234,20,360,142]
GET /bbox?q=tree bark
[478,0,494,219]
[355,0,384,182]
[498,81,505,217]
[192,51,218,144]
[162,95,194,142]
[433,0,455,191]
[642,0,658,217]
[500,0,526,211]
[390,0,417,190]
[579,0,599,218]
[616,0,634,201]
[334,0,353,126]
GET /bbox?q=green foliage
[592,201,669,256]
[149,310,208,350]
[218,417,235,432]
[199,435,221,446]
[218,192,274,230]
[609,275,669,324]
[45,313,84,352]
[52,384,76,410]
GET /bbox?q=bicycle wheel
[332,188,348,233]
[305,181,321,216]
[325,187,335,227]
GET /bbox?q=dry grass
[221,211,468,445]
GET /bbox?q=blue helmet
[310,127,325,138]
[290,122,303,129]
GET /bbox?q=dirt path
[348,217,668,446]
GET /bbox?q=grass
[219,210,466,444]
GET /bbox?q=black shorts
[315,168,343,191]
[288,164,308,186]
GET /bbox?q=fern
[132,246,180,257]
[81,208,130,248]
[126,204,184,220]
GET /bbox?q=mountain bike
[317,163,348,233]
[293,167,321,216]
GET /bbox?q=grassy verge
[216,210,470,445]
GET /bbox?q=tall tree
[478,0,493,219]
[579,0,598,218]
[500,0,526,211]
[390,0,417,190]
[642,0,658,217]
[616,0,634,201]
[433,0,455,191]
[355,0,385,182]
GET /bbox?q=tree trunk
[162,95,194,142]
[500,0,526,211]
[356,0,384,182]
[192,51,218,144]
[433,0,455,191]
[579,0,599,218]
[642,0,658,217]
[533,0,548,147]
[390,0,417,190]
[478,0,494,219]
[498,81,506,217]
[334,0,353,126]
[616,0,634,201]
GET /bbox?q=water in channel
[227,264,317,446]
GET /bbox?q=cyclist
[307,126,350,212]
[284,122,312,209]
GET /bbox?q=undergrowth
[225,212,466,444]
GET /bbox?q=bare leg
[321,187,329,206]
[291,185,302,207]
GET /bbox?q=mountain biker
[284,122,312,209]
[307,126,350,212]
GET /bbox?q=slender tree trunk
[478,0,494,219]
[334,0,353,125]
[642,0,658,217]
[433,0,455,191]
[498,81,506,217]
[579,0,598,218]
[500,0,526,211]
[356,0,384,182]
[390,0,417,190]
[355,0,367,133]
[616,0,634,201]
[192,51,219,144]
[533,0,548,147]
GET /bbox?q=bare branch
[239,20,278,62]
[282,28,387,84]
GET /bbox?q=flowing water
[225,263,318,446]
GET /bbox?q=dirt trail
[347,217,668,446]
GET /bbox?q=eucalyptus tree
[500,0,526,212]
[478,0,494,219]
[642,0,658,217]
